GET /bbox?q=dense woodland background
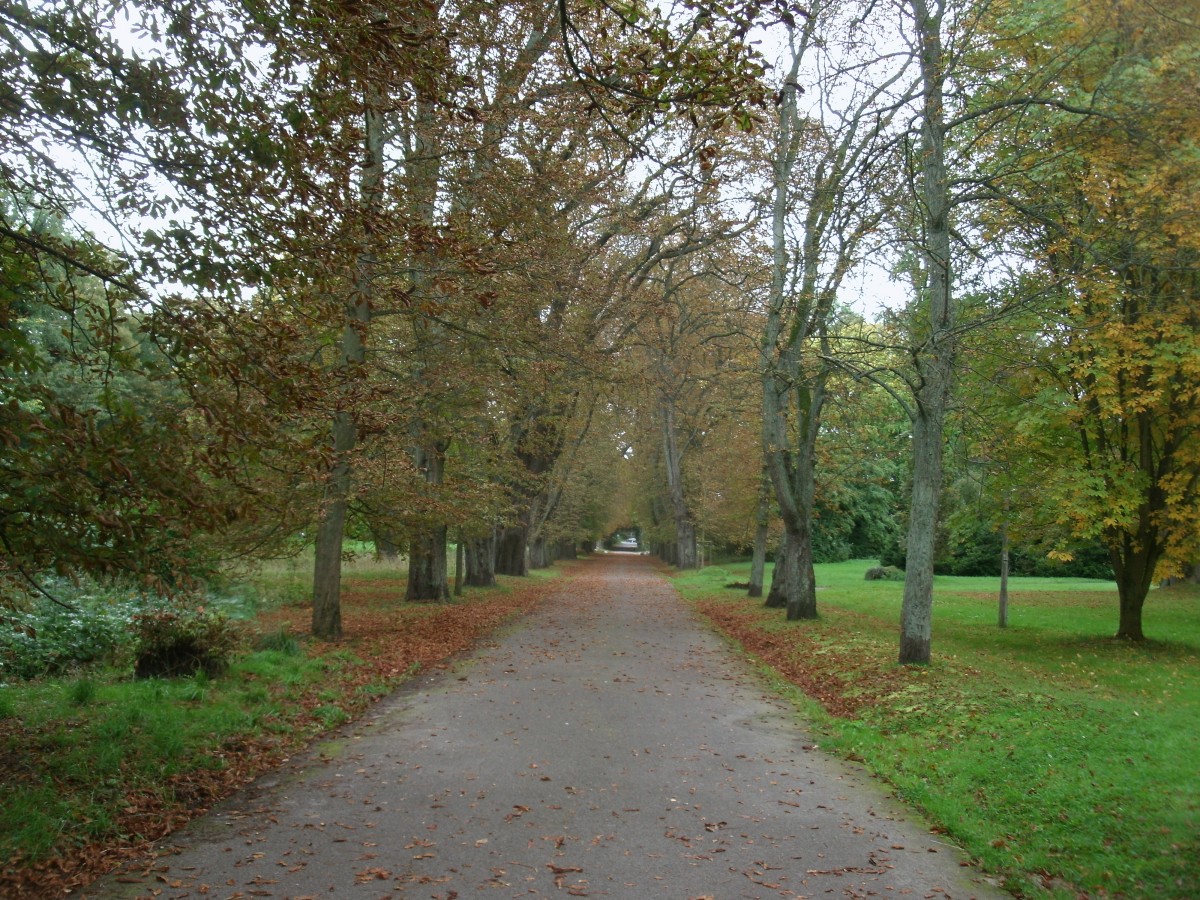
[2,0,1198,662]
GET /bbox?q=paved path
[89,554,1007,899]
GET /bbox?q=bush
[129,604,240,679]
[864,565,904,582]
[0,585,139,680]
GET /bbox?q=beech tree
[890,0,956,663]
[760,1,904,619]
[632,244,757,568]
[0,206,243,594]
[0,0,352,601]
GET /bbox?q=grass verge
[675,559,1200,899]
[0,558,573,897]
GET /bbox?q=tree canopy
[3,0,1197,653]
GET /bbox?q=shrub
[0,585,139,680]
[864,565,904,582]
[128,604,240,679]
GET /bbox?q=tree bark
[528,534,549,569]
[1110,535,1157,641]
[312,424,351,641]
[900,406,945,662]
[998,514,1009,628]
[899,0,955,665]
[765,534,793,609]
[405,439,451,602]
[1114,583,1147,641]
[371,523,401,561]
[454,535,464,596]
[748,467,771,598]
[407,524,449,602]
[495,525,528,576]
[661,393,699,570]
[311,91,384,641]
[759,35,824,622]
[464,532,497,587]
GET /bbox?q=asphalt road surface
[88,553,1008,899]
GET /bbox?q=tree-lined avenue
[87,555,1005,899]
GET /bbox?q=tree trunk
[786,419,819,621]
[759,46,824,622]
[372,525,400,561]
[464,532,497,587]
[407,525,449,602]
[528,534,549,569]
[312,419,352,641]
[1115,587,1146,641]
[311,92,383,641]
[998,513,1009,629]
[661,398,699,570]
[675,518,698,570]
[401,89,448,603]
[899,0,955,666]
[785,523,818,621]
[495,525,528,576]
[748,467,771,598]
[899,406,945,663]
[405,440,451,602]
[454,535,464,597]
[765,534,792,609]
[1111,538,1156,641]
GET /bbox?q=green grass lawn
[0,551,568,895]
[675,560,1200,899]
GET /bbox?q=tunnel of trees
[2,0,1198,661]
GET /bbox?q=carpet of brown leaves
[0,569,568,899]
[695,597,928,719]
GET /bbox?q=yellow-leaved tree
[993,0,1200,639]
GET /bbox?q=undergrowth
[0,555,568,896]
